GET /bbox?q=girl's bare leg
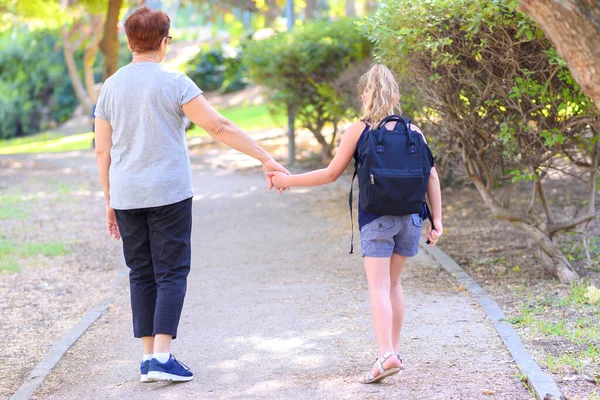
[364,256,402,376]
[390,253,408,355]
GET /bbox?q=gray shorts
[360,214,423,258]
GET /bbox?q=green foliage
[245,18,372,155]
[3,0,107,28]
[186,44,248,94]
[361,0,598,181]
[0,29,78,139]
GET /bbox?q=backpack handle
[376,115,413,146]
[375,115,410,130]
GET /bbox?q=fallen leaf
[482,389,496,395]
[554,364,577,375]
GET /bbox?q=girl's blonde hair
[359,64,402,124]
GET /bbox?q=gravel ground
[0,156,122,399]
[28,148,530,400]
[440,184,600,399]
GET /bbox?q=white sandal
[359,350,401,384]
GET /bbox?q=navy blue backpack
[349,115,435,252]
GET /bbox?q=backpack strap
[424,201,436,245]
[349,122,371,254]
[349,162,358,254]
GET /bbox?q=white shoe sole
[147,371,194,382]
[140,374,153,383]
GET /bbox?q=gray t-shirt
[95,62,202,210]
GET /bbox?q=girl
[271,64,443,383]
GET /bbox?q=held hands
[106,205,121,240]
[426,219,443,247]
[262,158,290,192]
[270,171,291,191]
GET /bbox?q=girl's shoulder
[348,120,371,135]
[408,123,427,144]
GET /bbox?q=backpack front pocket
[364,168,425,215]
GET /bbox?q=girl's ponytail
[359,64,401,124]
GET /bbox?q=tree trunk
[62,29,93,116]
[345,0,355,17]
[84,15,104,104]
[513,221,579,284]
[518,0,600,113]
[99,0,123,80]
[305,0,316,19]
[470,178,580,284]
[365,0,377,13]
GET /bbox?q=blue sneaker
[140,360,151,383]
[147,355,194,382]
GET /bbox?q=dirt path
[30,149,530,400]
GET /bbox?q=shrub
[245,18,372,157]
[361,0,600,283]
[0,29,78,139]
[186,44,248,94]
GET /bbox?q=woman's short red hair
[125,6,170,53]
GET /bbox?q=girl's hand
[262,157,290,190]
[427,219,443,246]
[271,171,291,190]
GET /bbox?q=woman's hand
[262,158,290,190]
[106,206,121,240]
[271,171,291,190]
[427,219,443,246]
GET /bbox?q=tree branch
[547,212,600,234]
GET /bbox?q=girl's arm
[427,167,442,223]
[426,167,443,242]
[272,122,366,188]
[411,125,444,241]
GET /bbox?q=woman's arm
[182,96,289,188]
[271,122,366,188]
[95,117,120,240]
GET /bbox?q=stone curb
[10,260,129,400]
[421,243,563,400]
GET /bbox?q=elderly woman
[94,6,288,383]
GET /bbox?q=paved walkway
[31,150,530,399]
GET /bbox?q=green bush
[186,44,248,94]
[0,29,78,139]
[361,0,599,283]
[245,19,372,157]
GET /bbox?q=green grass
[0,193,30,220]
[48,179,74,196]
[0,240,19,272]
[0,132,93,155]
[543,353,584,373]
[507,280,600,377]
[19,242,70,257]
[186,104,285,137]
[0,238,71,273]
